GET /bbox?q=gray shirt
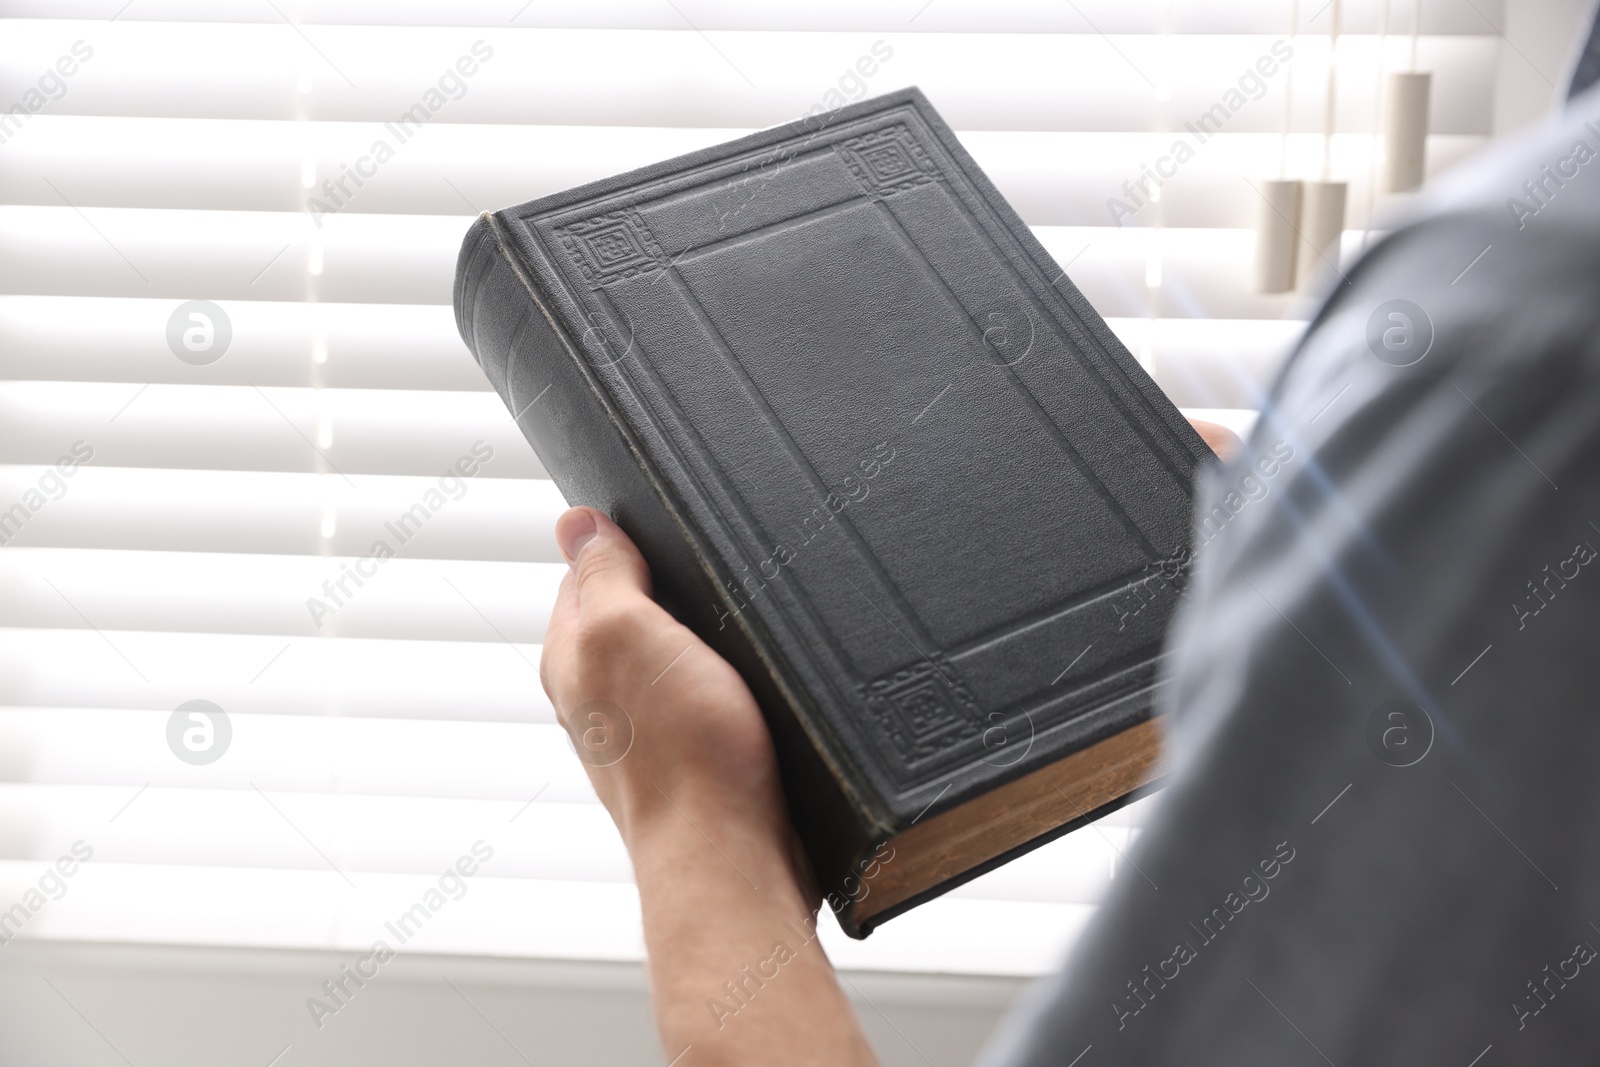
[985,72,1600,1067]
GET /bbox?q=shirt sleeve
[980,95,1600,1066]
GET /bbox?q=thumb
[555,507,653,604]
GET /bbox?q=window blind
[0,0,1502,976]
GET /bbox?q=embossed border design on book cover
[859,654,985,770]
[556,209,666,287]
[835,123,943,199]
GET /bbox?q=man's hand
[542,508,879,1066]
[543,507,792,855]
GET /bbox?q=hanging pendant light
[1254,0,1302,294]
[1383,2,1431,192]
[1296,180,1348,288]
[1383,72,1431,191]
[1297,0,1347,293]
[1254,179,1303,293]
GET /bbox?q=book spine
[453,215,880,922]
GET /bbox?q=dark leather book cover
[453,87,1209,937]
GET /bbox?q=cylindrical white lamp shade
[1296,180,1347,293]
[1253,178,1303,294]
[1383,71,1432,192]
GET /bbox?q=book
[453,87,1209,937]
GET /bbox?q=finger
[1187,418,1243,462]
[555,506,653,606]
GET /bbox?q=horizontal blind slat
[0,708,597,800]
[0,297,1298,405]
[0,0,1510,34]
[0,626,554,721]
[1,784,636,883]
[0,783,1127,903]
[0,860,1098,974]
[0,382,543,478]
[0,548,560,641]
[0,117,1488,229]
[0,465,565,559]
[0,26,1496,133]
[0,385,1271,474]
[1,206,1318,319]
[0,297,489,391]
